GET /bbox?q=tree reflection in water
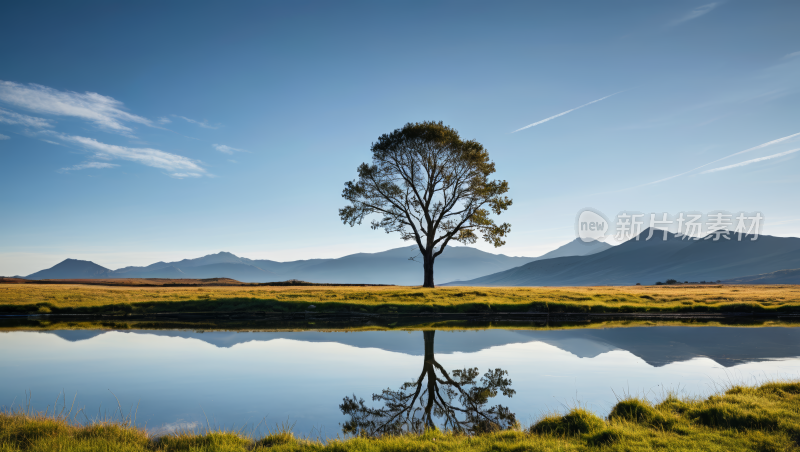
[340,330,517,436]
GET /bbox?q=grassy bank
[1,284,799,316]
[2,381,799,451]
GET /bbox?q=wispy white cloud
[702,148,800,174]
[157,116,172,125]
[670,2,720,26]
[594,131,800,196]
[56,134,208,178]
[150,421,200,436]
[175,115,218,129]
[0,107,53,128]
[228,159,237,163]
[783,51,800,60]
[60,161,120,172]
[0,81,151,133]
[713,131,800,161]
[512,92,621,133]
[212,143,248,154]
[0,133,9,140]
[631,131,800,188]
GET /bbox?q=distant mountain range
[23,239,610,285]
[22,231,800,286]
[446,229,800,286]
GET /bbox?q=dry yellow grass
[0,283,799,316]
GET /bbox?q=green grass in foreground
[1,284,800,316]
[2,381,799,451]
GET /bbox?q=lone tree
[339,121,512,287]
[340,330,516,436]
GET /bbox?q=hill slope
[446,229,800,286]
[723,268,800,284]
[25,259,112,280]
[530,238,612,261]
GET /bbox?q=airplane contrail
[702,147,800,173]
[512,92,621,133]
[633,130,800,188]
[591,130,800,196]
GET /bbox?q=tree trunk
[423,330,435,361]
[422,253,435,288]
[422,330,436,428]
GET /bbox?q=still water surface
[2,326,800,437]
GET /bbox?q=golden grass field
[0,283,799,316]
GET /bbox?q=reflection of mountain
[47,326,800,368]
[516,327,800,367]
[47,330,107,342]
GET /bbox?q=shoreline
[2,313,800,336]
[5,309,800,322]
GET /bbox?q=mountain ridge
[22,240,611,285]
[722,268,800,284]
[26,258,113,280]
[445,228,800,286]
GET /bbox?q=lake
[2,323,800,438]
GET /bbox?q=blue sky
[1,1,799,275]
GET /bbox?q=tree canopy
[339,121,512,287]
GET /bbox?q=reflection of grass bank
[2,380,799,451]
[1,284,800,317]
[1,317,798,334]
